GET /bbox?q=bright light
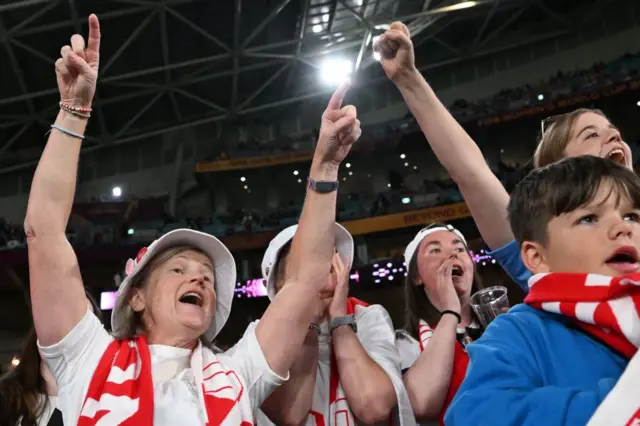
[374,24,390,30]
[346,163,351,168]
[400,154,406,159]
[127,228,135,235]
[439,1,478,12]
[11,357,20,367]
[637,100,640,106]
[293,170,299,176]
[320,59,353,85]
[322,14,329,23]
[244,185,248,190]
[111,186,122,197]
[373,51,381,61]
[537,94,544,101]
[342,177,347,181]
[387,183,391,188]
[354,0,363,5]
[312,24,323,33]
[297,179,302,183]
[413,166,418,170]
[240,177,246,182]
[402,197,411,204]
[404,162,409,167]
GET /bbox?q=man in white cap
[234,224,415,426]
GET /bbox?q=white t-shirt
[251,304,414,426]
[39,309,286,425]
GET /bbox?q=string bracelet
[50,124,85,140]
[309,323,321,335]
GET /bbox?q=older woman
[395,223,483,425]
[25,15,361,426]
[244,224,414,426]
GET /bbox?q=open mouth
[452,265,464,277]
[606,148,626,165]
[606,246,639,265]
[179,292,203,307]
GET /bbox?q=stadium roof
[0,0,620,170]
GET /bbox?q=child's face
[522,181,640,276]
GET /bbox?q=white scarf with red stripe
[525,273,640,358]
[78,336,253,426]
[526,273,640,426]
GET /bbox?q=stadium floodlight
[112,186,122,197]
[320,59,353,85]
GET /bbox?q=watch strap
[307,177,339,193]
[330,314,357,333]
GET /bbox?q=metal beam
[432,36,462,56]
[0,0,52,13]
[113,92,163,139]
[471,0,500,49]
[11,39,55,64]
[238,62,292,110]
[477,4,528,49]
[0,18,35,115]
[0,124,32,161]
[242,0,292,48]
[165,7,231,52]
[282,0,311,95]
[354,29,372,71]
[173,88,228,114]
[338,0,370,28]
[5,0,60,37]
[159,7,183,122]
[100,11,158,76]
[231,0,242,115]
[327,0,338,33]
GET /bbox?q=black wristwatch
[330,314,357,333]
[307,177,339,194]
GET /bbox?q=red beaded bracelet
[59,102,92,114]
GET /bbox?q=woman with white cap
[395,223,483,425]
[24,14,362,426]
[241,224,415,426]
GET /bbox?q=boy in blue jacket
[445,155,640,426]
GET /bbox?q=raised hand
[373,22,416,82]
[315,81,362,167]
[425,260,462,315]
[328,253,352,320]
[55,14,101,108]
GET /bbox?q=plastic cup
[469,285,509,328]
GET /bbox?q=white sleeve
[355,305,417,426]
[218,321,288,413]
[38,309,113,424]
[395,331,421,371]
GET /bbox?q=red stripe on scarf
[418,321,469,426]
[525,273,640,359]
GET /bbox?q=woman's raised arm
[375,22,513,250]
[256,81,361,377]
[25,14,101,346]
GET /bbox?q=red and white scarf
[417,320,469,426]
[525,273,640,359]
[78,336,253,426]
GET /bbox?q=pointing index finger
[87,14,101,54]
[326,80,351,111]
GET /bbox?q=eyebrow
[425,239,464,248]
[175,255,214,272]
[576,124,619,139]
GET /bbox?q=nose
[190,273,206,287]
[605,128,622,144]
[608,217,633,241]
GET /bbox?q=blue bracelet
[50,124,84,140]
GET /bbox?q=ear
[128,288,146,313]
[520,241,551,275]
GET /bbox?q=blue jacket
[489,240,531,292]
[444,304,627,426]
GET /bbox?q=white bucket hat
[261,223,354,301]
[111,229,237,342]
[403,223,467,269]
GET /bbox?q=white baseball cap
[261,223,354,301]
[403,224,467,268]
[111,229,237,342]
